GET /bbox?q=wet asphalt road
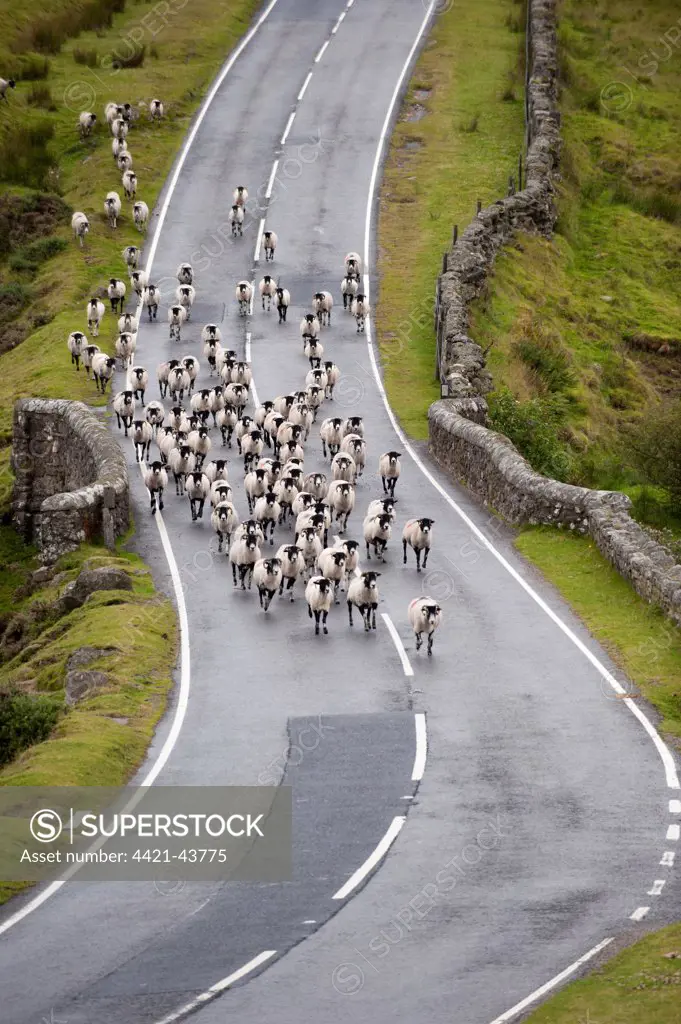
[0,1,678,1022]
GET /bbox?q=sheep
[133,201,149,232]
[363,513,392,562]
[130,269,149,298]
[273,475,298,522]
[112,136,128,160]
[244,467,269,513]
[72,212,89,247]
[305,576,333,635]
[254,400,275,432]
[224,360,252,388]
[233,185,248,206]
[276,286,290,323]
[86,297,105,336]
[242,428,264,472]
[297,527,323,579]
[379,451,402,497]
[185,471,211,520]
[105,102,124,124]
[120,101,133,122]
[91,353,116,393]
[115,331,136,369]
[206,385,225,424]
[118,312,138,334]
[204,459,229,484]
[131,419,153,462]
[150,98,164,121]
[304,337,324,365]
[316,547,347,604]
[259,274,277,310]
[402,517,434,572]
[113,390,135,435]
[174,284,196,321]
[263,229,277,262]
[175,262,193,286]
[216,405,237,447]
[79,111,97,138]
[275,544,302,601]
[111,117,128,140]
[344,415,364,437]
[331,451,356,483]
[182,350,200,383]
[320,417,344,459]
[347,571,381,631]
[158,426,178,464]
[252,558,282,611]
[299,473,324,503]
[236,280,253,316]
[210,480,233,507]
[190,388,211,424]
[225,382,248,415]
[122,170,137,200]
[367,497,398,522]
[279,439,305,466]
[145,399,164,433]
[408,597,442,655]
[229,534,261,590]
[341,274,359,309]
[296,507,328,548]
[168,304,187,341]
[143,461,168,514]
[340,433,366,477]
[142,284,160,320]
[168,365,191,403]
[230,204,244,237]
[287,400,312,440]
[327,480,355,534]
[258,457,282,488]
[82,343,100,379]
[233,519,265,546]
[312,290,333,326]
[306,384,324,421]
[212,501,239,553]
[323,361,340,399]
[283,464,304,491]
[305,366,327,392]
[157,359,179,398]
[187,426,211,469]
[168,444,196,496]
[351,294,370,333]
[300,313,320,347]
[203,340,223,377]
[344,251,362,279]
[333,537,361,587]
[275,421,303,453]
[67,331,87,371]
[117,151,133,173]
[254,492,281,545]
[292,491,315,518]
[166,403,190,433]
[107,278,126,314]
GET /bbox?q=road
[0,1,678,1022]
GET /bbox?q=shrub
[628,403,681,514]
[488,386,575,481]
[111,45,145,69]
[27,83,56,110]
[0,284,32,324]
[0,686,61,767]
[14,56,50,80]
[9,236,67,273]
[515,333,577,393]
[73,47,99,67]
[0,123,56,189]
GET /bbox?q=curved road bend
[0,2,678,1023]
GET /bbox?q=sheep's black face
[302,529,315,543]
[363,572,380,588]
[317,579,331,594]
[378,515,392,530]
[151,461,163,472]
[265,559,281,573]
[419,518,434,532]
[333,553,346,567]
[179,446,192,458]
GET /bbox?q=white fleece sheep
[235,280,253,316]
[312,290,333,326]
[156,358,179,398]
[344,251,362,279]
[379,451,402,497]
[289,401,313,441]
[347,571,381,631]
[142,284,160,320]
[273,476,298,521]
[122,170,137,199]
[326,480,355,534]
[319,417,344,459]
[229,534,261,590]
[276,287,290,323]
[323,360,340,399]
[86,298,105,336]
[305,384,324,421]
[344,415,364,438]
[230,204,244,237]
[305,576,333,635]
[143,461,168,514]
[210,480,233,508]
[150,98,164,121]
[300,313,320,346]
[133,200,149,232]
[367,497,398,523]
[91,352,116,393]
[176,262,193,285]
[0,78,15,101]
[262,229,277,262]
[204,459,229,484]
[402,517,434,572]
[363,513,392,562]
[118,312,138,335]
[145,399,164,432]
[190,388,211,424]
[167,304,187,341]
[115,331,136,369]
[341,274,358,310]
[130,269,148,297]
[105,102,123,124]
[168,444,196,496]
[185,471,211,520]
[79,111,97,138]
[275,544,302,601]
[112,137,128,162]
[117,151,133,173]
[225,383,248,415]
[212,501,239,553]
[340,433,366,477]
[305,366,327,392]
[167,366,190,403]
[259,274,277,310]
[331,452,356,483]
[297,527,323,579]
[82,343,100,379]
[131,419,153,463]
[67,331,87,371]
[254,493,282,545]
[216,405,237,447]
[241,428,264,472]
[107,277,126,313]
[351,294,370,333]
[111,117,128,140]
[187,426,211,469]
[72,212,89,246]
[304,337,324,364]
[408,597,442,655]
[332,537,361,586]
[233,185,248,206]
[316,547,347,604]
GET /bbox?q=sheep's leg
[366,542,371,560]
[381,476,387,494]
[347,601,353,627]
[150,492,157,515]
[198,499,205,519]
[247,565,254,590]
[313,610,320,636]
[362,607,370,632]
[232,563,237,587]
[416,548,422,572]
[415,632,423,651]
[403,540,408,565]
[322,610,328,635]
[427,634,434,656]
[423,548,429,569]
[259,589,264,609]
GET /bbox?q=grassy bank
[376,0,526,439]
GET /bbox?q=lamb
[72,212,89,246]
[347,571,381,631]
[408,597,442,655]
[142,284,160,320]
[351,294,370,333]
[340,433,366,477]
[331,451,356,483]
[363,513,392,562]
[187,426,211,469]
[242,428,264,472]
[91,353,116,393]
[235,280,253,316]
[150,98,164,121]
[323,361,340,399]
[276,286,290,323]
[300,313,320,347]
[212,501,239,553]
[316,547,347,604]
[115,331,136,369]
[145,399,164,433]
[168,304,187,341]
[259,274,277,310]
[131,419,153,462]
[143,461,168,514]
[320,417,344,459]
[344,415,364,437]
[210,480,233,507]
[341,274,358,309]
[79,111,97,138]
[111,117,128,140]
[253,557,282,611]
[312,290,333,326]
[185,471,211,520]
[297,527,323,579]
[402,517,434,572]
[216,405,237,447]
[230,204,244,237]
[130,269,149,297]
[82,343,100,379]
[367,497,398,522]
[176,262,193,285]
[118,311,138,334]
[379,451,401,497]
[205,459,229,484]
[263,229,277,262]
[168,444,196,496]
[133,201,149,232]
[254,492,281,545]
[117,151,133,173]
[305,576,333,635]
[229,534,261,590]
[0,78,15,101]
[107,278,126,313]
[113,390,135,435]
[168,365,191,403]
[67,331,87,371]
[275,544,302,601]
[344,251,362,279]
[233,185,248,206]
[190,388,211,424]
[326,480,355,534]
[86,297,105,336]
[122,170,137,200]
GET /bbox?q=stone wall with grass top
[11,398,129,563]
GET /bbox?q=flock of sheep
[64,101,442,654]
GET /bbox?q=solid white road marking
[660,851,675,867]
[381,612,414,677]
[254,218,265,262]
[153,950,278,1024]
[315,40,330,63]
[647,879,665,895]
[671,799,681,813]
[265,160,279,199]
[412,712,427,781]
[360,2,680,794]
[667,824,680,841]
[333,816,406,900]
[245,332,260,409]
[281,111,296,145]
[486,938,613,1024]
[298,72,313,100]
[630,906,650,921]
[249,280,255,316]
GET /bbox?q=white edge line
[333,816,405,900]
[671,799,681,813]
[647,879,665,895]
[298,72,313,101]
[486,938,613,1024]
[660,851,675,865]
[315,40,330,63]
[360,0,680,794]
[667,823,680,840]
[265,159,279,199]
[281,111,296,146]
[630,906,650,921]
[411,712,427,781]
[154,950,278,1024]
[0,0,282,941]
[381,612,414,677]
[254,218,265,262]
[249,280,255,316]
[245,332,260,409]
